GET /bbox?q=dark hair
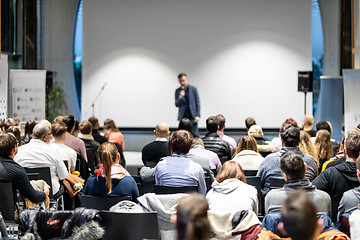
[0,133,17,158]
[176,193,210,240]
[216,161,246,183]
[53,115,64,123]
[6,126,22,146]
[234,135,258,156]
[63,115,75,133]
[103,119,119,132]
[357,123,360,129]
[281,190,318,240]
[51,122,67,138]
[316,121,331,134]
[88,116,99,129]
[25,120,36,135]
[280,124,300,147]
[4,118,19,131]
[178,73,187,79]
[345,129,360,159]
[178,118,193,135]
[206,116,218,133]
[79,120,92,134]
[216,114,225,130]
[98,142,119,194]
[356,155,360,170]
[280,151,305,179]
[170,130,193,154]
[245,117,256,130]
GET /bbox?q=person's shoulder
[266,188,284,199]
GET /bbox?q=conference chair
[100,211,159,240]
[243,170,258,176]
[246,176,263,217]
[154,185,198,194]
[133,175,154,196]
[81,195,131,211]
[269,178,285,189]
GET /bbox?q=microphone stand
[91,82,108,117]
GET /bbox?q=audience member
[232,135,263,171]
[302,114,316,137]
[298,130,316,159]
[23,119,36,144]
[189,137,222,174]
[315,129,333,173]
[178,118,193,136]
[4,118,20,131]
[206,161,258,214]
[202,116,231,164]
[271,118,298,153]
[216,114,237,156]
[155,130,206,194]
[6,126,22,146]
[88,116,108,144]
[265,151,331,215]
[53,115,64,123]
[0,120,6,133]
[50,122,77,173]
[0,133,49,204]
[313,128,360,208]
[141,122,170,167]
[248,125,273,157]
[84,142,138,200]
[257,123,317,195]
[63,115,88,162]
[14,122,68,195]
[174,193,211,240]
[316,121,340,155]
[103,118,125,150]
[78,120,100,154]
[72,120,79,137]
[323,137,345,170]
[245,117,256,131]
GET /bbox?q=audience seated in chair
[14,122,68,195]
[265,151,331,216]
[257,123,317,196]
[0,133,49,205]
[248,125,273,157]
[84,142,139,201]
[271,118,298,153]
[88,116,108,144]
[206,161,258,214]
[315,121,340,157]
[216,114,237,156]
[302,114,317,137]
[315,129,334,173]
[155,130,206,194]
[50,122,77,173]
[141,122,170,167]
[78,120,100,171]
[232,135,263,171]
[102,118,125,150]
[298,130,317,159]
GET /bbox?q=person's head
[245,117,256,131]
[316,121,332,135]
[175,193,210,240]
[344,128,360,160]
[0,120,6,133]
[281,118,298,128]
[154,122,170,138]
[25,120,36,135]
[79,120,92,135]
[62,115,75,133]
[5,118,20,131]
[302,114,314,128]
[248,125,264,138]
[216,114,226,131]
[206,116,218,133]
[103,118,119,132]
[234,136,258,156]
[53,115,64,123]
[0,133,18,158]
[280,124,300,147]
[280,151,306,180]
[178,118,193,136]
[356,155,360,182]
[314,129,333,161]
[298,130,316,160]
[88,116,100,130]
[178,73,188,89]
[191,138,204,148]
[32,122,53,143]
[279,189,322,240]
[216,161,246,183]
[170,130,193,155]
[97,142,121,194]
[51,122,68,140]
[6,126,22,146]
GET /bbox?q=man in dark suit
[175,73,201,137]
[141,122,170,167]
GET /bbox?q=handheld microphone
[181,86,185,90]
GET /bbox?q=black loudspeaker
[298,71,313,92]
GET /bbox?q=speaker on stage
[298,71,313,92]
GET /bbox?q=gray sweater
[338,186,360,221]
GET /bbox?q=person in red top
[102,119,125,150]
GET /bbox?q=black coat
[202,133,231,164]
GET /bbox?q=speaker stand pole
[304,91,307,115]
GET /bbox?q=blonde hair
[298,130,317,162]
[315,130,333,162]
[97,142,118,193]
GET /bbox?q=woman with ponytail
[84,142,139,201]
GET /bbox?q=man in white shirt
[14,122,68,195]
[50,122,77,173]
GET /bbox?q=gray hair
[32,122,51,138]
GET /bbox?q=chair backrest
[246,176,263,216]
[81,195,131,210]
[205,176,212,193]
[269,178,285,189]
[244,170,258,176]
[154,185,198,194]
[26,172,40,181]
[24,167,54,199]
[133,175,154,195]
[145,161,157,168]
[0,182,15,222]
[100,211,159,240]
[86,149,97,174]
